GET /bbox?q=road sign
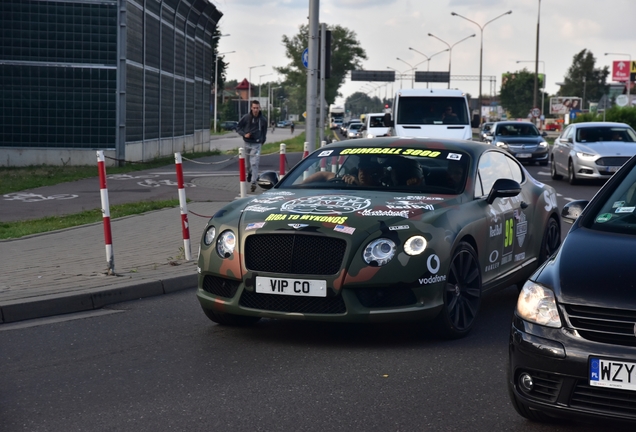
[531,107,541,117]
[616,94,629,107]
[302,48,308,69]
[302,111,307,118]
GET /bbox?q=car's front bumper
[509,315,636,423]
[505,148,549,163]
[197,273,444,323]
[572,158,620,179]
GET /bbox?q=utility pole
[319,23,326,145]
[305,0,319,152]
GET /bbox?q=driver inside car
[303,158,384,186]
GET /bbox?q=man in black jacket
[237,100,268,192]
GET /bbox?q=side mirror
[256,171,279,190]
[486,178,522,204]
[383,112,394,128]
[541,131,548,137]
[561,200,588,224]
[565,137,573,143]
[471,114,481,129]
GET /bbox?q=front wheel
[202,308,261,326]
[568,160,579,185]
[433,242,482,339]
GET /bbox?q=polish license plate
[590,357,636,391]
[516,153,532,158]
[255,276,327,297]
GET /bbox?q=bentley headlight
[216,230,236,258]
[516,281,562,328]
[363,238,396,266]
[539,141,548,147]
[576,151,596,159]
[203,226,216,246]
[404,236,427,256]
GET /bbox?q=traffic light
[317,30,331,79]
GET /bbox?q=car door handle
[520,201,529,209]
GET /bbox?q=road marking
[536,171,550,176]
[0,309,124,331]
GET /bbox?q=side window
[476,152,513,197]
[561,125,573,141]
[505,156,524,183]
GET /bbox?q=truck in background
[329,104,345,130]
[383,89,477,140]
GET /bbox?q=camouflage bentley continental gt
[196,137,562,338]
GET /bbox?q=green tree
[558,49,609,108]
[276,24,367,113]
[500,69,545,118]
[344,92,387,118]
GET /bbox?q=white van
[362,112,391,138]
[383,88,475,140]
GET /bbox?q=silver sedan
[550,121,636,184]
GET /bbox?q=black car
[486,121,549,165]
[221,121,238,131]
[508,154,636,424]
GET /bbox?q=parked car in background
[220,121,238,131]
[346,122,364,139]
[480,122,494,142]
[486,121,549,165]
[544,122,561,132]
[550,122,636,185]
[277,120,292,128]
[508,153,636,425]
[196,137,561,339]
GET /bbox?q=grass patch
[0,150,221,195]
[0,199,180,240]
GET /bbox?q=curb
[0,273,197,324]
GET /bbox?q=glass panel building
[0,0,222,166]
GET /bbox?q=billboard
[549,97,582,115]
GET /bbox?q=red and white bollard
[279,143,286,177]
[238,147,247,198]
[303,142,309,159]
[174,152,192,261]
[320,141,327,171]
[96,151,114,274]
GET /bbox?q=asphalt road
[1,288,632,432]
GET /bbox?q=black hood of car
[537,226,636,309]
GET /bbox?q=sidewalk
[0,125,312,325]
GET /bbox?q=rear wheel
[550,158,562,180]
[539,217,561,264]
[568,160,579,185]
[433,242,482,339]
[202,308,261,326]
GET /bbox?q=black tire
[539,217,561,264]
[568,160,579,185]
[550,158,562,180]
[509,389,556,422]
[202,308,261,326]
[433,242,482,339]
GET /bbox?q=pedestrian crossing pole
[238,147,247,198]
[174,153,192,261]
[96,151,115,274]
[279,143,286,177]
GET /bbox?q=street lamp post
[605,52,632,104]
[248,64,265,103]
[269,85,281,124]
[396,57,415,88]
[451,10,512,123]
[259,73,273,99]
[517,60,545,122]
[387,66,404,90]
[426,34,475,88]
[407,48,449,88]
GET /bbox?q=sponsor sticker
[334,224,355,235]
[447,153,462,160]
[318,150,333,157]
[596,213,613,223]
[281,195,371,214]
[543,190,558,212]
[616,206,635,214]
[246,222,266,231]
[389,225,409,231]
[245,205,277,213]
[265,213,349,224]
[612,201,625,209]
[420,254,447,285]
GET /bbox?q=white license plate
[590,358,636,391]
[255,276,327,297]
[516,153,532,158]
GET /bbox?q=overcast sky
[211,0,634,109]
